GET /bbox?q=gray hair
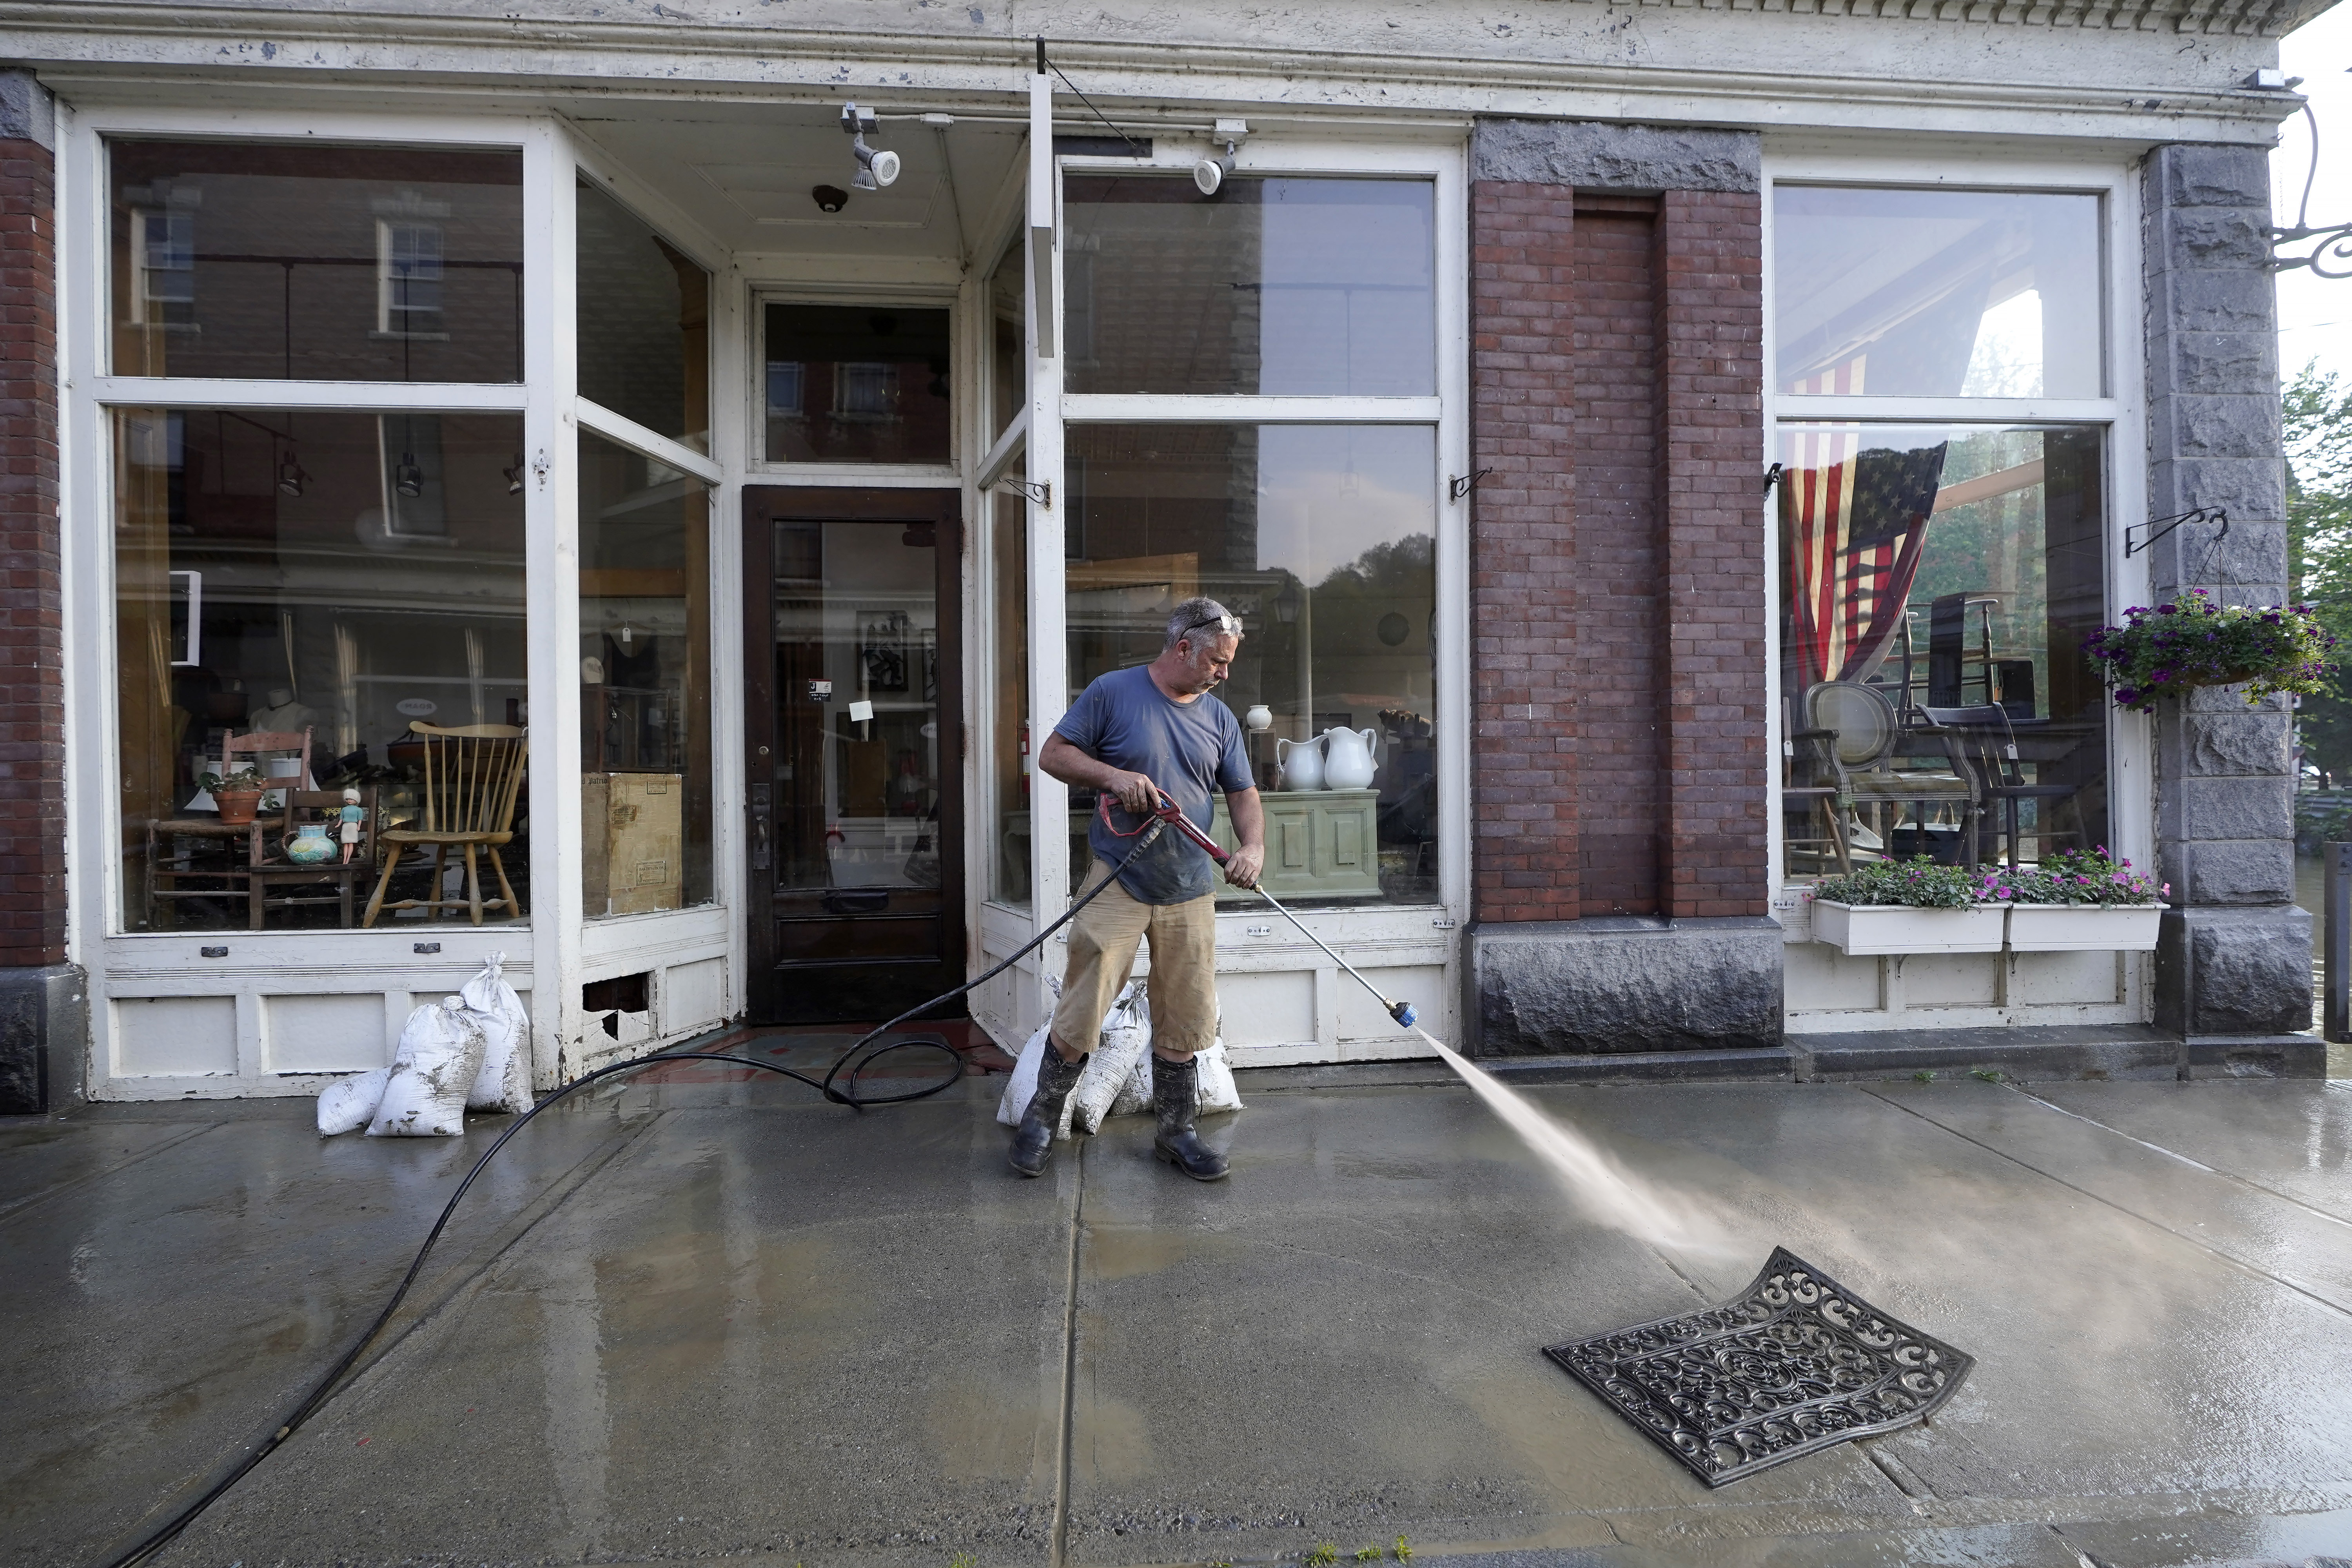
[1164,596,1243,650]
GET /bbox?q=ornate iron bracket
[2125,506,2228,559]
[2275,103,2352,278]
[994,475,1051,507]
[1448,468,1492,503]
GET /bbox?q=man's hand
[1103,769,1160,815]
[1223,842,1265,889]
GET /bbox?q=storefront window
[1063,176,1436,397]
[114,408,528,931]
[577,432,713,918]
[764,303,951,465]
[1063,424,1439,905]
[577,178,711,454]
[1774,187,2103,400]
[108,141,523,383]
[1777,424,2108,879]
[990,471,1032,907]
[989,240,1026,447]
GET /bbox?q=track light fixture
[395,454,424,499]
[502,452,525,496]
[276,454,309,497]
[842,102,900,191]
[1194,140,1236,198]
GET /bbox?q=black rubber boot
[1151,1056,1230,1182]
[1009,1045,1088,1178]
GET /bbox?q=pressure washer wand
[1124,792,1420,1031]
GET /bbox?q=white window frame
[995,131,1471,1063]
[1761,148,2152,1031]
[743,281,963,488]
[60,107,744,1100]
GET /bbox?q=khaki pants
[1051,860,1219,1059]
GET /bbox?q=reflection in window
[1063,177,1436,397]
[1778,424,2107,879]
[991,472,1032,907]
[109,140,523,381]
[1774,187,2102,400]
[1064,425,1439,906]
[764,304,951,464]
[578,432,713,917]
[988,240,1026,446]
[114,408,528,931]
[576,178,711,453]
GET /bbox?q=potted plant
[199,766,267,827]
[1809,858,2005,956]
[2083,589,2337,711]
[1993,848,2167,952]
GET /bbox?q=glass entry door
[743,487,963,1023]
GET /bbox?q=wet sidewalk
[5,1057,2352,1568]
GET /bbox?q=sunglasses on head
[1180,611,1243,640]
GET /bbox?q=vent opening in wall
[584,971,652,1044]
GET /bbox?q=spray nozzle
[1388,1000,1417,1029]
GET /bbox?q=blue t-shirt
[1054,666,1254,904]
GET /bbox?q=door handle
[750,782,772,872]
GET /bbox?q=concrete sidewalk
[5,1062,2351,1568]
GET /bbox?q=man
[1009,596,1267,1182]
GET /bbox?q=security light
[842,101,900,191]
[1194,141,1236,197]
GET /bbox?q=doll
[338,788,365,864]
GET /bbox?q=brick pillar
[0,68,80,1115]
[1464,120,1780,1058]
[2142,143,2318,1075]
[1656,189,1768,922]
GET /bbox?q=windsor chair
[362,722,527,927]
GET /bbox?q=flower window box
[2005,903,2165,953]
[1810,901,2008,956]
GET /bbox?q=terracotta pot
[215,789,263,827]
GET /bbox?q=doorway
[743,487,964,1024]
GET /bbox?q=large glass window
[114,408,528,931]
[577,178,711,453]
[1777,424,2108,878]
[109,141,523,382]
[1063,177,1436,397]
[1774,187,2103,400]
[990,471,1032,908]
[578,432,713,918]
[763,303,951,465]
[1063,424,1439,905]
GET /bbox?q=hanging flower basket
[2083,589,2337,712]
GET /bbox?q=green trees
[2287,363,2352,784]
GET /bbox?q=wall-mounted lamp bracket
[1763,462,1785,495]
[996,477,1052,508]
[2125,506,2228,559]
[1448,469,1492,503]
[2273,102,2352,278]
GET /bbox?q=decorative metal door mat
[1543,1247,1974,1486]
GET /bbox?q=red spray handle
[1096,790,1229,861]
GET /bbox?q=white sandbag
[1066,981,1152,1135]
[460,951,532,1114]
[1192,1038,1243,1113]
[367,997,487,1138]
[316,1066,390,1136]
[996,1024,1052,1129]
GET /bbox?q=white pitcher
[1275,733,1325,791]
[1321,726,1379,790]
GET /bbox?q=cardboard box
[584,772,684,916]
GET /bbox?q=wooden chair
[363,722,527,927]
[247,786,377,929]
[223,726,316,799]
[1789,680,1976,871]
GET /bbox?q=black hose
[98,818,1163,1568]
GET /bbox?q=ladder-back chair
[222,726,316,795]
[363,722,527,927]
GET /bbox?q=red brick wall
[1656,191,1767,919]
[1570,200,1664,917]
[1468,181,1579,920]
[1469,182,1766,926]
[0,137,61,965]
